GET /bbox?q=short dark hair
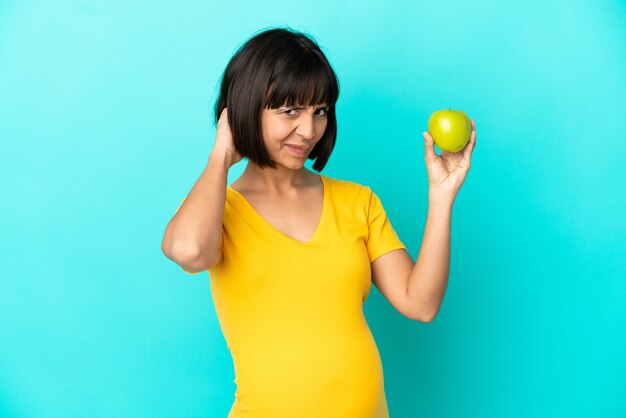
[214,27,340,171]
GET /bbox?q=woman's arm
[161,150,234,272]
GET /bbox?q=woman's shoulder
[323,174,372,200]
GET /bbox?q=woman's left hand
[423,119,477,204]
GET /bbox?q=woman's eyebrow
[291,104,329,109]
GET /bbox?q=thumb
[423,132,437,160]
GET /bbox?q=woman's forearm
[407,196,453,321]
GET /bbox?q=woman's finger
[423,132,438,160]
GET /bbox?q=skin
[232,103,330,195]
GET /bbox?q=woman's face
[260,102,329,169]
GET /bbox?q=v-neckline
[227,174,328,245]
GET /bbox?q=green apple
[427,109,471,152]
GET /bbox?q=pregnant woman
[162,26,476,418]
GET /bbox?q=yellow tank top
[175,174,406,417]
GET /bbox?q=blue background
[1,1,625,417]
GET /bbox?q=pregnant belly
[228,325,389,418]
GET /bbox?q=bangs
[263,52,338,110]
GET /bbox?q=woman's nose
[296,113,316,140]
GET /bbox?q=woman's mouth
[285,144,308,156]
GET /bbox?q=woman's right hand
[212,108,243,167]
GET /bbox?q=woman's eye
[284,108,329,116]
